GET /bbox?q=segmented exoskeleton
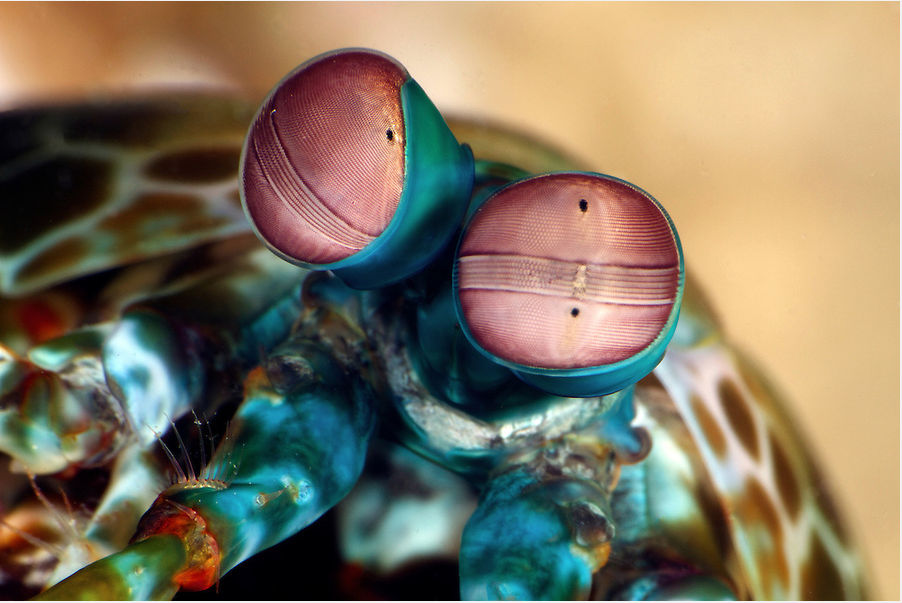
[0,49,864,600]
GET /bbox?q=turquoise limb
[0,247,306,474]
[33,535,186,601]
[102,308,206,445]
[104,248,307,445]
[454,391,646,600]
[614,575,737,601]
[45,443,167,586]
[154,335,377,578]
[37,333,377,598]
[459,464,614,600]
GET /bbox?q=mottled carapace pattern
[653,303,864,600]
[0,95,864,600]
[0,97,252,297]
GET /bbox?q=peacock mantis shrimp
[0,48,864,600]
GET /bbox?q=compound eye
[454,173,683,397]
[241,49,472,289]
[242,49,406,266]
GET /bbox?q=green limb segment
[613,574,737,601]
[46,444,167,586]
[163,337,377,578]
[33,535,186,601]
[0,246,306,476]
[103,247,308,447]
[37,332,377,598]
[459,444,618,600]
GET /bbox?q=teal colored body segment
[165,336,377,576]
[411,281,519,408]
[102,245,306,444]
[0,47,865,602]
[34,536,186,601]
[459,465,606,600]
[0,57,703,599]
[333,80,474,289]
[103,309,205,445]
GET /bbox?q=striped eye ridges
[454,173,683,397]
[2,48,863,602]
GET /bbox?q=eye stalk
[240,48,473,289]
[453,173,684,397]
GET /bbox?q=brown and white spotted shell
[0,96,866,600]
[0,97,254,298]
[639,280,865,600]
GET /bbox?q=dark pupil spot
[571,308,580,317]
[579,199,588,212]
[385,129,394,141]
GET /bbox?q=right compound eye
[453,172,684,398]
[241,48,473,289]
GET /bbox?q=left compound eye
[241,48,473,289]
[453,172,683,397]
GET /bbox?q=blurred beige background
[0,2,897,598]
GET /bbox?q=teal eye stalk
[453,172,684,398]
[240,49,473,289]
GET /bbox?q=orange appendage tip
[132,499,221,592]
[243,365,271,394]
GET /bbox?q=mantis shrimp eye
[241,48,473,289]
[453,173,684,397]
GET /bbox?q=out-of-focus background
[0,3,897,598]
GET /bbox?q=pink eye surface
[456,173,681,371]
[241,49,408,266]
